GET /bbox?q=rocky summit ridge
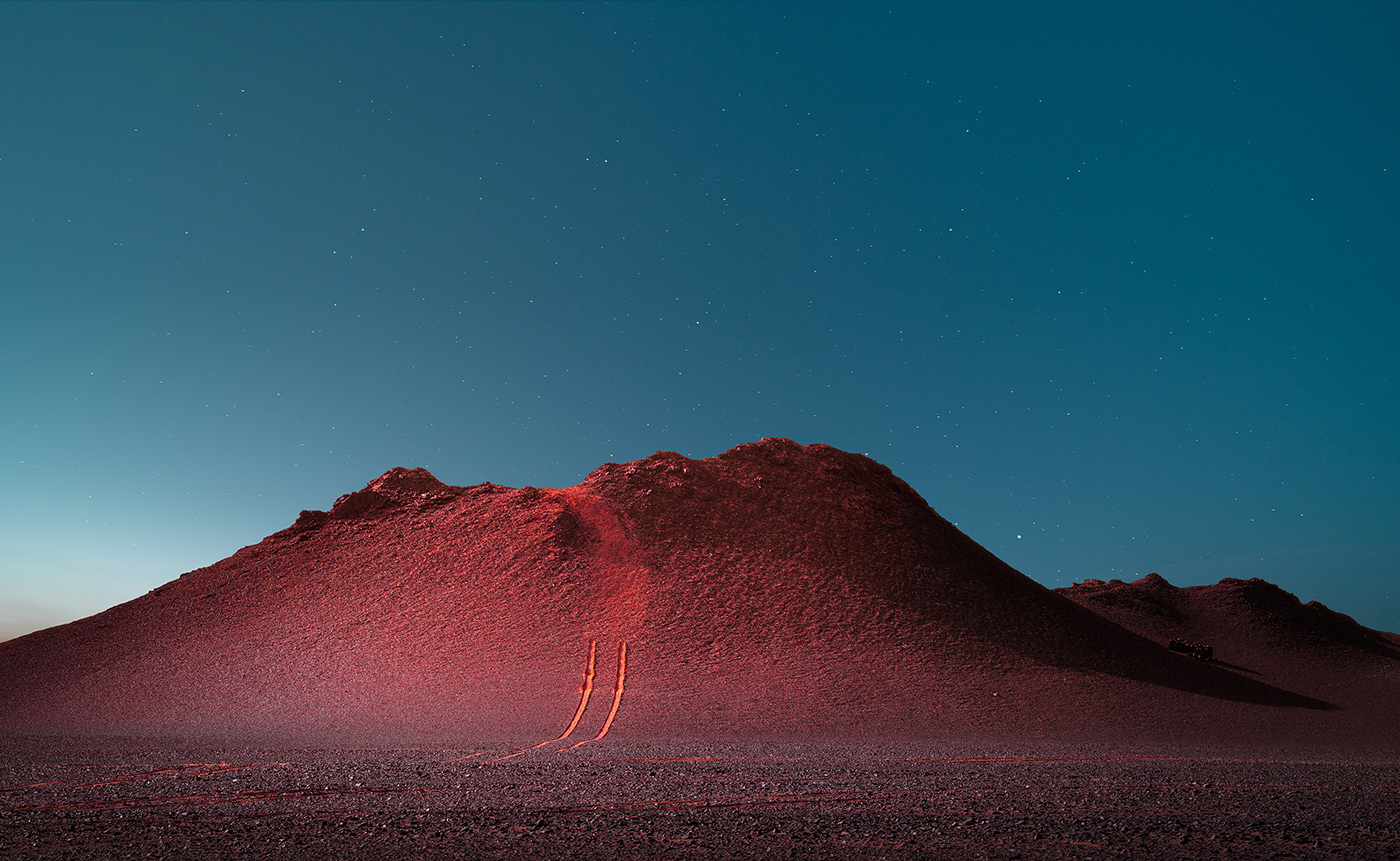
[2,439,1397,749]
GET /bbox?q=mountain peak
[324,467,455,521]
[1134,572,1176,590]
[365,466,449,498]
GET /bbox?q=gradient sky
[3,1,1397,641]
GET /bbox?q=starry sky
[3,1,1397,641]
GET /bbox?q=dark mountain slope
[1059,572,1400,739]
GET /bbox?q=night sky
[3,1,1397,641]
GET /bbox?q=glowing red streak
[556,639,599,741]
[565,641,626,750]
[487,641,598,762]
[439,751,487,763]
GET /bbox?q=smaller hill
[1058,574,1400,744]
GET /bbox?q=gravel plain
[3,739,1397,860]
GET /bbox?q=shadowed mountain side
[0,441,1385,746]
[1058,573,1400,734]
[577,441,1335,712]
[1060,573,1400,662]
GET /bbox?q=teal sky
[3,1,1397,641]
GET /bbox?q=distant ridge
[1058,573,1400,738]
[2,439,1397,748]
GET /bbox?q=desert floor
[3,739,1397,860]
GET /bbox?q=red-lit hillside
[2,439,1396,748]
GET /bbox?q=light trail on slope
[555,640,600,741]
[564,641,626,750]
[440,752,487,763]
[486,641,598,763]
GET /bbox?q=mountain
[2,439,1396,748]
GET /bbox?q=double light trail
[481,640,627,763]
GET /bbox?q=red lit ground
[2,739,1396,860]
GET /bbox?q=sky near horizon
[2,1,1397,641]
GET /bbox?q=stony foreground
[2,740,1397,860]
